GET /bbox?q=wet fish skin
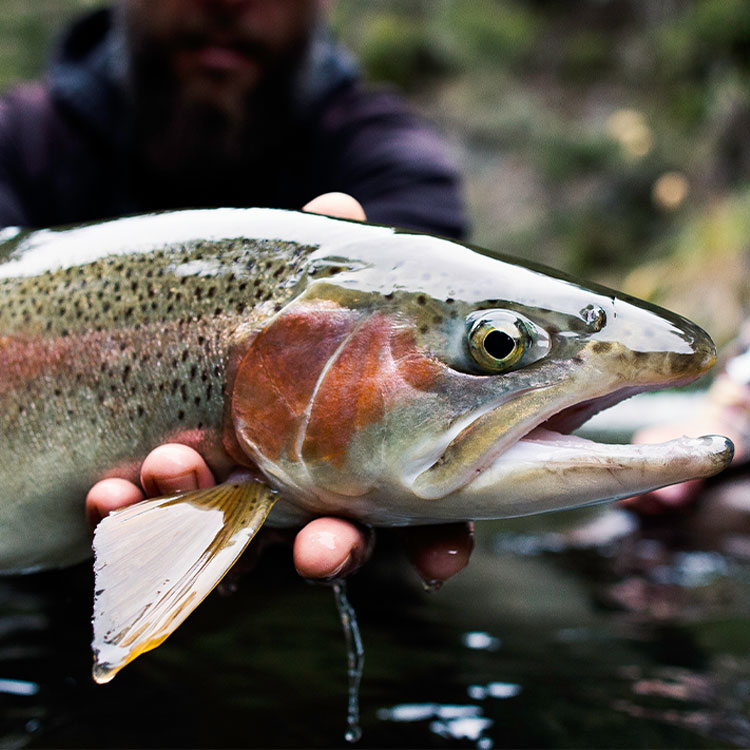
[0,209,733,574]
[0,225,311,571]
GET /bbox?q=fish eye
[466,311,533,372]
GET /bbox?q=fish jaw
[436,430,733,520]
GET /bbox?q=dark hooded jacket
[0,9,466,238]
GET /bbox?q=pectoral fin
[91,480,277,683]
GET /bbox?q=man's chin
[175,52,263,109]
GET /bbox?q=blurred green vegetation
[331,0,750,345]
[1,0,748,343]
[0,0,104,90]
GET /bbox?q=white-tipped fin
[91,481,277,683]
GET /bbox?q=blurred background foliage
[2,0,749,346]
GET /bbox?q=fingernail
[324,552,355,582]
[154,470,199,495]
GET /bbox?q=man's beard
[117,17,308,208]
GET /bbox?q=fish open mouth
[455,387,735,517]
[411,382,734,517]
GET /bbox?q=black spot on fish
[590,341,612,354]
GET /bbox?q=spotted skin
[0,233,312,571]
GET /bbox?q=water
[330,580,364,743]
[3,479,750,748]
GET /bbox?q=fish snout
[666,325,716,380]
[593,302,718,388]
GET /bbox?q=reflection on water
[3,477,750,748]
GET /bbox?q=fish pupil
[484,329,516,361]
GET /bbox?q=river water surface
[2,477,750,749]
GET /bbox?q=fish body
[0,209,732,577]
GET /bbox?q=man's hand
[86,193,473,585]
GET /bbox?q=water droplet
[422,579,443,593]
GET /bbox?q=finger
[401,522,474,590]
[293,517,372,580]
[302,192,367,222]
[140,443,216,497]
[86,478,145,530]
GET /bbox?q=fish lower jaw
[453,428,734,519]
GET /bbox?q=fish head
[231,229,732,523]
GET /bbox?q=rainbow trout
[0,209,733,680]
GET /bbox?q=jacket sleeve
[0,91,33,228]
[319,86,468,240]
